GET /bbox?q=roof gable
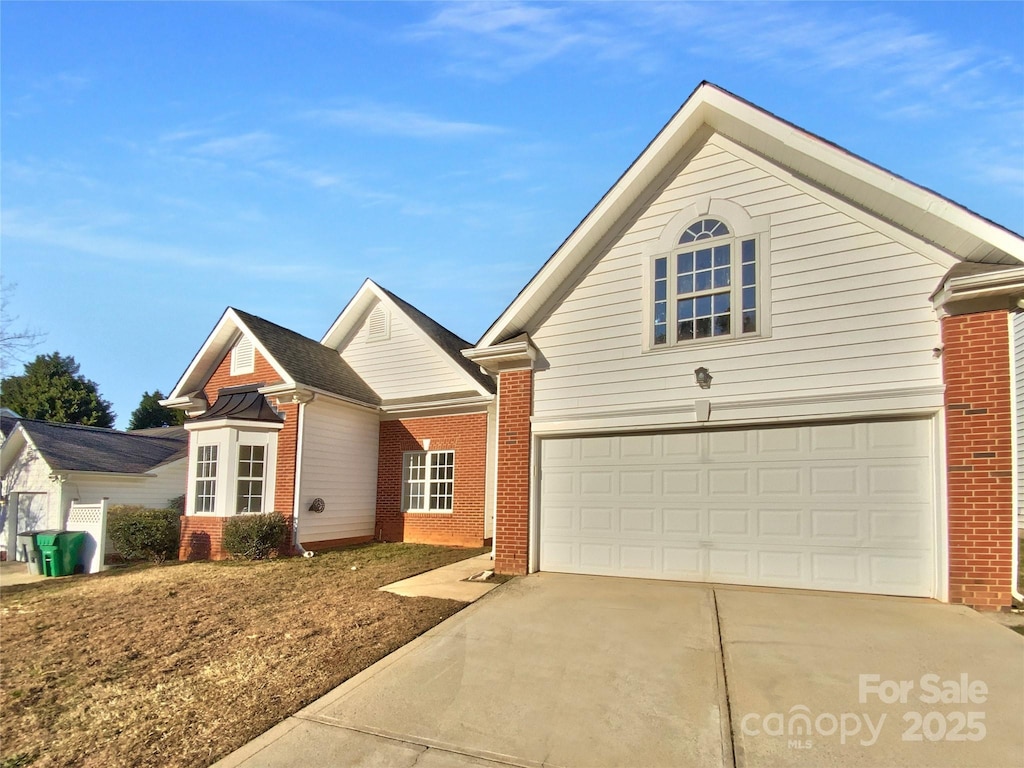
[477,81,1024,347]
[2,420,188,475]
[166,308,378,406]
[322,280,495,396]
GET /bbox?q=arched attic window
[652,217,759,346]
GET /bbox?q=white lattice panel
[66,500,107,574]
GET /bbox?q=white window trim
[402,449,455,514]
[642,200,771,353]
[186,426,278,517]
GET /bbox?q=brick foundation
[494,369,532,575]
[375,413,488,547]
[179,514,294,561]
[942,310,1014,610]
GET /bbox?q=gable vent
[367,305,390,342]
[230,336,255,375]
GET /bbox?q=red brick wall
[180,344,296,559]
[494,369,532,575]
[178,515,294,561]
[943,310,1014,610]
[376,413,488,547]
[180,516,228,560]
[202,347,283,402]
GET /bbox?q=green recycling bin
[38,531,86,577]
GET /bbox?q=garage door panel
[580,471,613,495]
[663,470,701,495]
[757,509,803,538]
[539,420,936,598]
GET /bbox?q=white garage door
[539,420,936,597]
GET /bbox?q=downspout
[291,399,308,556]
[490,384,499,562]
[1008,311,1023,604]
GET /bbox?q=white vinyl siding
[338,301,469,401]
[539,420,936,598]
[530,136,949,425]
[295,399,378,543]
[70,459,189,512]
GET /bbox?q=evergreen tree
[0,352,115,427]
[128,390,185,429]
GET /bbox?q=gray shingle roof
[377,287,496,394]
[15,420,188,474]
[232,309,380,405]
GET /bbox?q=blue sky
[2,1,1022,428]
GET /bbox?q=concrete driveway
[216,574,1024,768]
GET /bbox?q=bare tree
[1,279,46,375]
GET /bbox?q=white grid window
[194,445,218,513]
[652,218,758,347]
[236,444,266,514]
[403,450,455,512]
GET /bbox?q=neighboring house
[0,420,188,558]
[164,83,1024,610]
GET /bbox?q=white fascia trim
[159,394,208,414]
[320,278,376,348]
[257,383,315,404]
[167,308,294,400]
[530,385,946,436]
[53,470,154,480]
[932,267,1024,311]
[478,83,1024,348]
[322,279,492,398]
[0,426,31,475]
[713,135,958,271]
[700,89,1024,262]
[380,394,493,419]
[259,382,379,413]
[477,98,709,349]
[185,418,285,433]
[463,337,537,373]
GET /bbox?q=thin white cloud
[303,104,502,138]
[412,1,1022,120]
[0,208,332,281]
[408,1,624,78]
[189,131,279,160]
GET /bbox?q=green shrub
[166,494,186,514]
[222,513,288,560]
[107,506,180,563]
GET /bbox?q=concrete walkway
[214,575,1024,768]
[0,560,48,588]
[378,553,499,602]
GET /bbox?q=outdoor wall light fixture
[695,367,713,389]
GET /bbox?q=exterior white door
[539,419,936,597]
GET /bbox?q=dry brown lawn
[0,543,487,768]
